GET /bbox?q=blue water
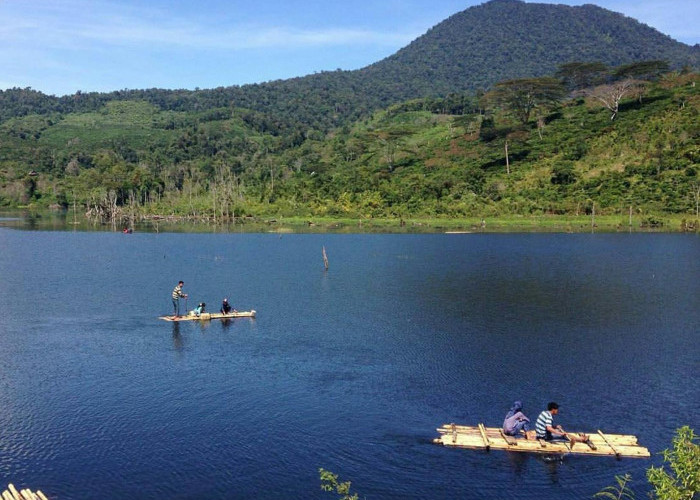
[0,229,697,499]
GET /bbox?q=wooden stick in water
[598,430,619,457]
[478,423,491,450]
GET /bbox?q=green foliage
[0,1,695,133]
[551,162,578,185]
[647,426,700,499]
[613,60,671,81]
[594,473,635,500]
[319,468,359,500]
[487,77,566,124]
[0,0,698,221]
[595,427,700,500]
[1,71,697,220]
[557,62,609,90]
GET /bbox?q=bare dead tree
[504,140,510,175]
[587,79,646,120]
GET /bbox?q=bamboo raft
[1,484,48,500]
[434,423,650,458]
[159,310,256,322]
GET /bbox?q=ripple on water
[0,232,696,499]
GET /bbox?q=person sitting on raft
[191,302,206,317]
[503,400,533,439]
[535,402,591,444]
[221,298,233,315]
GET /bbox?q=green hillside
[0,1,698,226]
[2,70,697,224]
[271,72,699,220]
[1,0,696,131]
[368,0,698,96]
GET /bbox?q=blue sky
[1,0,697,96]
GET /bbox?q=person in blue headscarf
[503,401,532,439]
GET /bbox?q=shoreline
[1,209,698,233]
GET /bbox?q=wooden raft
[434,423,650,458]
[159,310,256,322]
[1,484,48,500]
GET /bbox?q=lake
[0,227,697,499]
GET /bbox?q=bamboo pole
[21,490,39,500]
[8,484,21,500]
[500,429,518,446]
[478,423,491,450]
[322,246,329,270]
[598,430,621,458]
[2,485,46,500]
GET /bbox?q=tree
[613,60,670,82]
[487,77,566,124]
[556,61,608,90]
[368,128,412,171]
[503,129,529,175]
[586,79,646,120]
[319,468,359,500]
[21,174,37,204]
[551,162,577,186]
[647,426,699,499]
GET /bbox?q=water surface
[0,229,697,499]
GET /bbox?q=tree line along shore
[1,67,698,227]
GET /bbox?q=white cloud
[0,1,416,52]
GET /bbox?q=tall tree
[486,77,566,124]
[613,60,670,81]
[556,61,609,90]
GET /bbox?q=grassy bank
[271,214,698,233]
[2,209,697,233]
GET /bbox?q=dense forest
[0,0,698,224]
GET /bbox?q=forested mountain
[364,0,698,96]
[0,1,698,223]
[1,0,696,130]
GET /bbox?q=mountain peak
[363,0,697,96]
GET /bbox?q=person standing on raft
[171,281,188,318]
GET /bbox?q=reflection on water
[171,322,183,351]
[0,230,697,499]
